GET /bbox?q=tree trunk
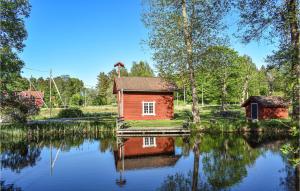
[221,72,228,111]
[181,0,200,123]
[287,0,300,120]
[241,75,249,104]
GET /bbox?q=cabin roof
[19,90,44,98]
[113,77,176,93]
[241,96,289,108]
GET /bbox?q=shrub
[0,93,40,123]
[57,107,83,118]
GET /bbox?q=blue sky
[20,0,276,86]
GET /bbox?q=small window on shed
[143,137,156,147]
[142,102,155,115]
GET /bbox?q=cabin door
[251,103,258,120]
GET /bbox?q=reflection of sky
[230,150,287,191]
[1,140,290,191]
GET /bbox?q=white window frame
[143,137,156,148]
[251,103,258,120]
[142,101,156,116]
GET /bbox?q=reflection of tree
[192,136,200,191]
[160,134,262,191]
[157,171,212,191]
[0,180,22,191]
[0,131,116,172]
[0,141,41,173]
[201,134,261,190]
[279,154,300,191]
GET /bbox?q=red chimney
[114,62,125,78]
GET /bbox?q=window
[143,137,156,147]
[142,101,155,115]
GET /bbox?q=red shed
[113,77,176,120]
[19,90,45,108]
[241,96,289,120]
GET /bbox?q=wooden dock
[116,127,190,136]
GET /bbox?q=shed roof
[113,77,176,93]
[241,96,289,108]
[19,90,44,98]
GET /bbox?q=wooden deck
[116,127,190,135]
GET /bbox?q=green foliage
[0,0,31,51]
[281,126,300,166]
[96,72,110,104]
[130,61,154,77]
[69,93,84,106]
[0,0,31,92]
[0,48,25,92]
[57,107,83,118]
[234,0,300,120]
[0,93,40,123]
[13,75,85,107]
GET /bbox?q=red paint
[122,137,175,157]
[118,92,174,120]
[19,91,44,108]
[245,104,289,120]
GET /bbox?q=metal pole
[49,69,52,117]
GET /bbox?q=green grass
[31,105,117,120]
[24,104,294,131]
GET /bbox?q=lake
[0,131,298,191]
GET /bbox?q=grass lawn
[32,105,117,120]
[126,119,184,127]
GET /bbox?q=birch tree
[143,0,229,123]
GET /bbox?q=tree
[201,46,240,110]
[96,72,110,105]
[234,0,300,120]
[143,0,229,123]
[130,61,154,77]
[236,55,257,103]
[0,0,31,92]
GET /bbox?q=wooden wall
[120,91,174,120]
[122,137,175,157]
[245,104,289,120]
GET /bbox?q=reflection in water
[114,136,181,187]
[0,131,298,191]
[1,141,41,173]
[0,180,22,191]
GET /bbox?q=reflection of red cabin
[114,137,180,171]
[113,77,176,120]
[19,90,44,107]
[241,96,289,120]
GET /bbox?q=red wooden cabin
[113,76,176,120]
[241,96,289,120]
[19,90,44,108]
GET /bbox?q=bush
[0,93,40,123]
[57,107,83,118]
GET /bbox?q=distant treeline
[13,55,286,108]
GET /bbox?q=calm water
[0,132,298,191]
